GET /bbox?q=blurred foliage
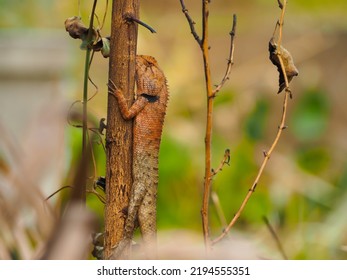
[296,146,330,174]
[1,0,347,260]
[245,98,269,141]
[291,89,330,142]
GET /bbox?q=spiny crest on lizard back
[136,56,167,96]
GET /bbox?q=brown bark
[104,0,139,259]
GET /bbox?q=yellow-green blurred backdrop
[0,0,347,259]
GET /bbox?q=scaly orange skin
[109,55,168,258]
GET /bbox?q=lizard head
[135,55,166,97]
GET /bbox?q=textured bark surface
[104,0,139,259]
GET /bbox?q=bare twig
[88,189,106,204]
[125,15,156,33]
[263,216,288,260]
[87,127,97,179]
[179,0,202,45]
[200,0,214,251]
[45,186,73,201]
[180,0,237,251]
[87,51,99,102]
[213,78,290,244]
[212,0,292,245]
[96,0,108,30]
[180,0,214,250]
[276,0,287,48]
[210,149,231,179]
[89,127,106,153]
[213,14,237,96]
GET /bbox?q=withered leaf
[269,38,299,93]
[64,16,88,40]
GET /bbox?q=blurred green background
[0,0,346,259]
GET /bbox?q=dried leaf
[64,16,88,40]
[269,38,299,93]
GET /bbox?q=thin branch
[45,186,73,201]
[79,0,98,203]
[210,149,230,179]
[99,0,109,30]
[90,127,106,153]
[212,0,291,244]
[262,216,288,260]
[179,0,202,45]
[211,191,228,229]
[180,0,237,252]
[87,189,106,204]
[274,0,291,95]
[213,14,237,96]
[276,0,287,48]
[201,0,214,251]
[213,82,290,245]
[87,51,99,102]
[87,127,97,180]
[125,15,156,33]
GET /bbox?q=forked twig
[210,149,231,179]
[180,0,237,250]
[213,0,292,244]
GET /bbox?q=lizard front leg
[108,80,149,120]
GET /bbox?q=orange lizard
[108,55,169,258]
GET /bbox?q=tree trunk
[104,0,139,259]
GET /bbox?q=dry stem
[213,14,237,96]
[263,216,288,260]
[179,0,201,45]
[210,149,231,179]
[180,0,237,250]
[212,0,292,244]
[201,0,214,250]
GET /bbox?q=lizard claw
[108,79,119,94]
